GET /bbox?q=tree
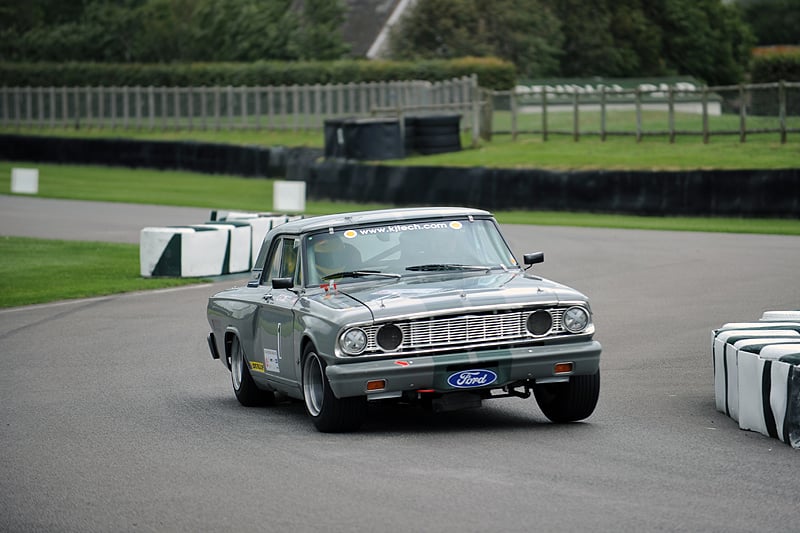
[646,0,755,85]
[388,0,563,78]
[288,0,350,60]
[737,0,800,46]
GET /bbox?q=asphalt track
[2,195,799,532]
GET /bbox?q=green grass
[4,123,799,170]
[405,133,800,170]
[0,236,203,308]
[2,125,799,308]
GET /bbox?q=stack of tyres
[405,114,462,155]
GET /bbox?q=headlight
[563,306,589,333]
[340,328,367,355]
[376,323,403,351]
[527,310,553,336]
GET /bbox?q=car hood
[308,271,588,321]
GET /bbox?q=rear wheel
[533,371,600,423]
[302,346,366,432]
[230,336,274,407]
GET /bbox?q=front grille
[361,307,570,356]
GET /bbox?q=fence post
[293,85,300,131]
[36,87,44,128]
[123,86,130,130]
[702,86,709,144]
[572,92,580,142]
[226,86,233,130]
[600,86,607,142]
[200,87,207,130]
[471,74,480,146]
[110,87,117,129]
[739,84,746,143]
[188,87,194,130]
[779,80,787,144]
[134,86,142,129]
[668,86,675,143]
[83,86,91,129]
[147,86,154,130]
[97,86,103,130]
[214,86,221,131]
[542,89,548,142]
[237,86,244,129]
[510,89,518,141]
[635,87,642,143]
[25,86,32,127]
[61,86,68,128]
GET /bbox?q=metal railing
[486,80,800,143]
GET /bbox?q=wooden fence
[0,76,479,135]
[486,80,800,143]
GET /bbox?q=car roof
[274,206,493,235]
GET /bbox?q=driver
[311,235,360,282]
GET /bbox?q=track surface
[2,196,799,532]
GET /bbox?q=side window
[264,240,283,283]
[279,238,298,279]
[262,237,299,285]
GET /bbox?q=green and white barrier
[712,311,800,448]
[140,211,304,278]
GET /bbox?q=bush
[0,58,516,90]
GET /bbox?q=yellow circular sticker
[343,230,357,239]
[449,221,463,230]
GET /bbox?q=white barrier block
[712,328,800,418]
[736,339,800,435]
[200,222,252,274]
[11,168,39,194]
[273,181,306,212]
[140,226,229,277]
[761,310,800,322]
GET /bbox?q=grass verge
[2,160,799,235]
[0,236,204,308]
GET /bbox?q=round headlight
[563,306,589,333]
[377,324,403,351]
[527,310,553,336]
[340,328,367,355]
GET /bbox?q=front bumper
[325,340,602,399]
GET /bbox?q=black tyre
[413,133,462,149]
[229,336,275,407]
[302,345,366,432]
[533,371,600,423]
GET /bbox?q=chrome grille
[363,308,568,355]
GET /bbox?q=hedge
[0,57,516,90]
[751,50,800,83]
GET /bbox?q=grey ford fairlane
[206,207,601,432]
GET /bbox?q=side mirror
[523,252,544,270]
[271,277,294,290]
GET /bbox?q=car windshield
[305,218,519,285]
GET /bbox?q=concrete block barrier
[712,312,800,448]
[140,211,303,277]
[712,326,800,419]
[140,226,231,277]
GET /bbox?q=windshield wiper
[405,264,492,272]
[322,270,402,281]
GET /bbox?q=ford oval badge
[447,369,497,388]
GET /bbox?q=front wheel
[230,336,275,407]
[533,371,600,423]
[302,346,366,432]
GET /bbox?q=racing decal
[263,349,280,374]
[395,360,413,367]
[353,221,462,236]
[447,369,498,388]
[249,361,265,373]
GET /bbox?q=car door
[254,236,301,392]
